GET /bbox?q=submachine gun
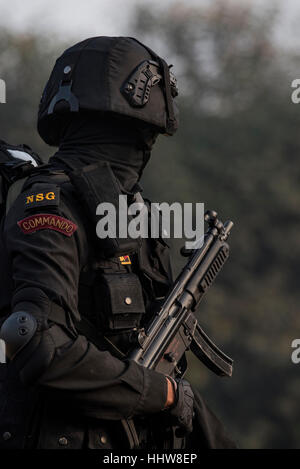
[123,210,234,448]
[129,210,234,378]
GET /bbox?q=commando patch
[17,213,77,237]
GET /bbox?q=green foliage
[133,2,300,448]
[0,29,68,158]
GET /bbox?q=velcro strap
[47,302,78,338]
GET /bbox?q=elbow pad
[0,311,66,385]
[0,312,37,360]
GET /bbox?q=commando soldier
[0,36,235,449]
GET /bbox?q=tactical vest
[77,232,172,357]
[0,159,174,450]
[12,161,173,357]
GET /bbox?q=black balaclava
[50,111,159,193]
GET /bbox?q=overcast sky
[0,0,299,49]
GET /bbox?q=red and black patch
[17,213,77,237]
[119,255,131,265]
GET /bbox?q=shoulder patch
[24,188,60,211]
[17,213,77,237]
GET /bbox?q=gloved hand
[166,378,194,434]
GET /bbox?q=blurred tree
[131,1,300,449]
[0,30,67,159]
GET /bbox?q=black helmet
[38,36,179,146]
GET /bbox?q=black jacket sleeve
[186,390,237,449]
[3,179,167,420]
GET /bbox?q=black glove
[168,379,194,434]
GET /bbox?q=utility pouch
[68,161,142,258]
[96,273,146,332]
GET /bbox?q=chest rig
[49,158,173,356]
[77,237,172,356]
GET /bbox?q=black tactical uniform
[0,37,235,449]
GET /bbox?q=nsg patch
[24,188,60,210]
